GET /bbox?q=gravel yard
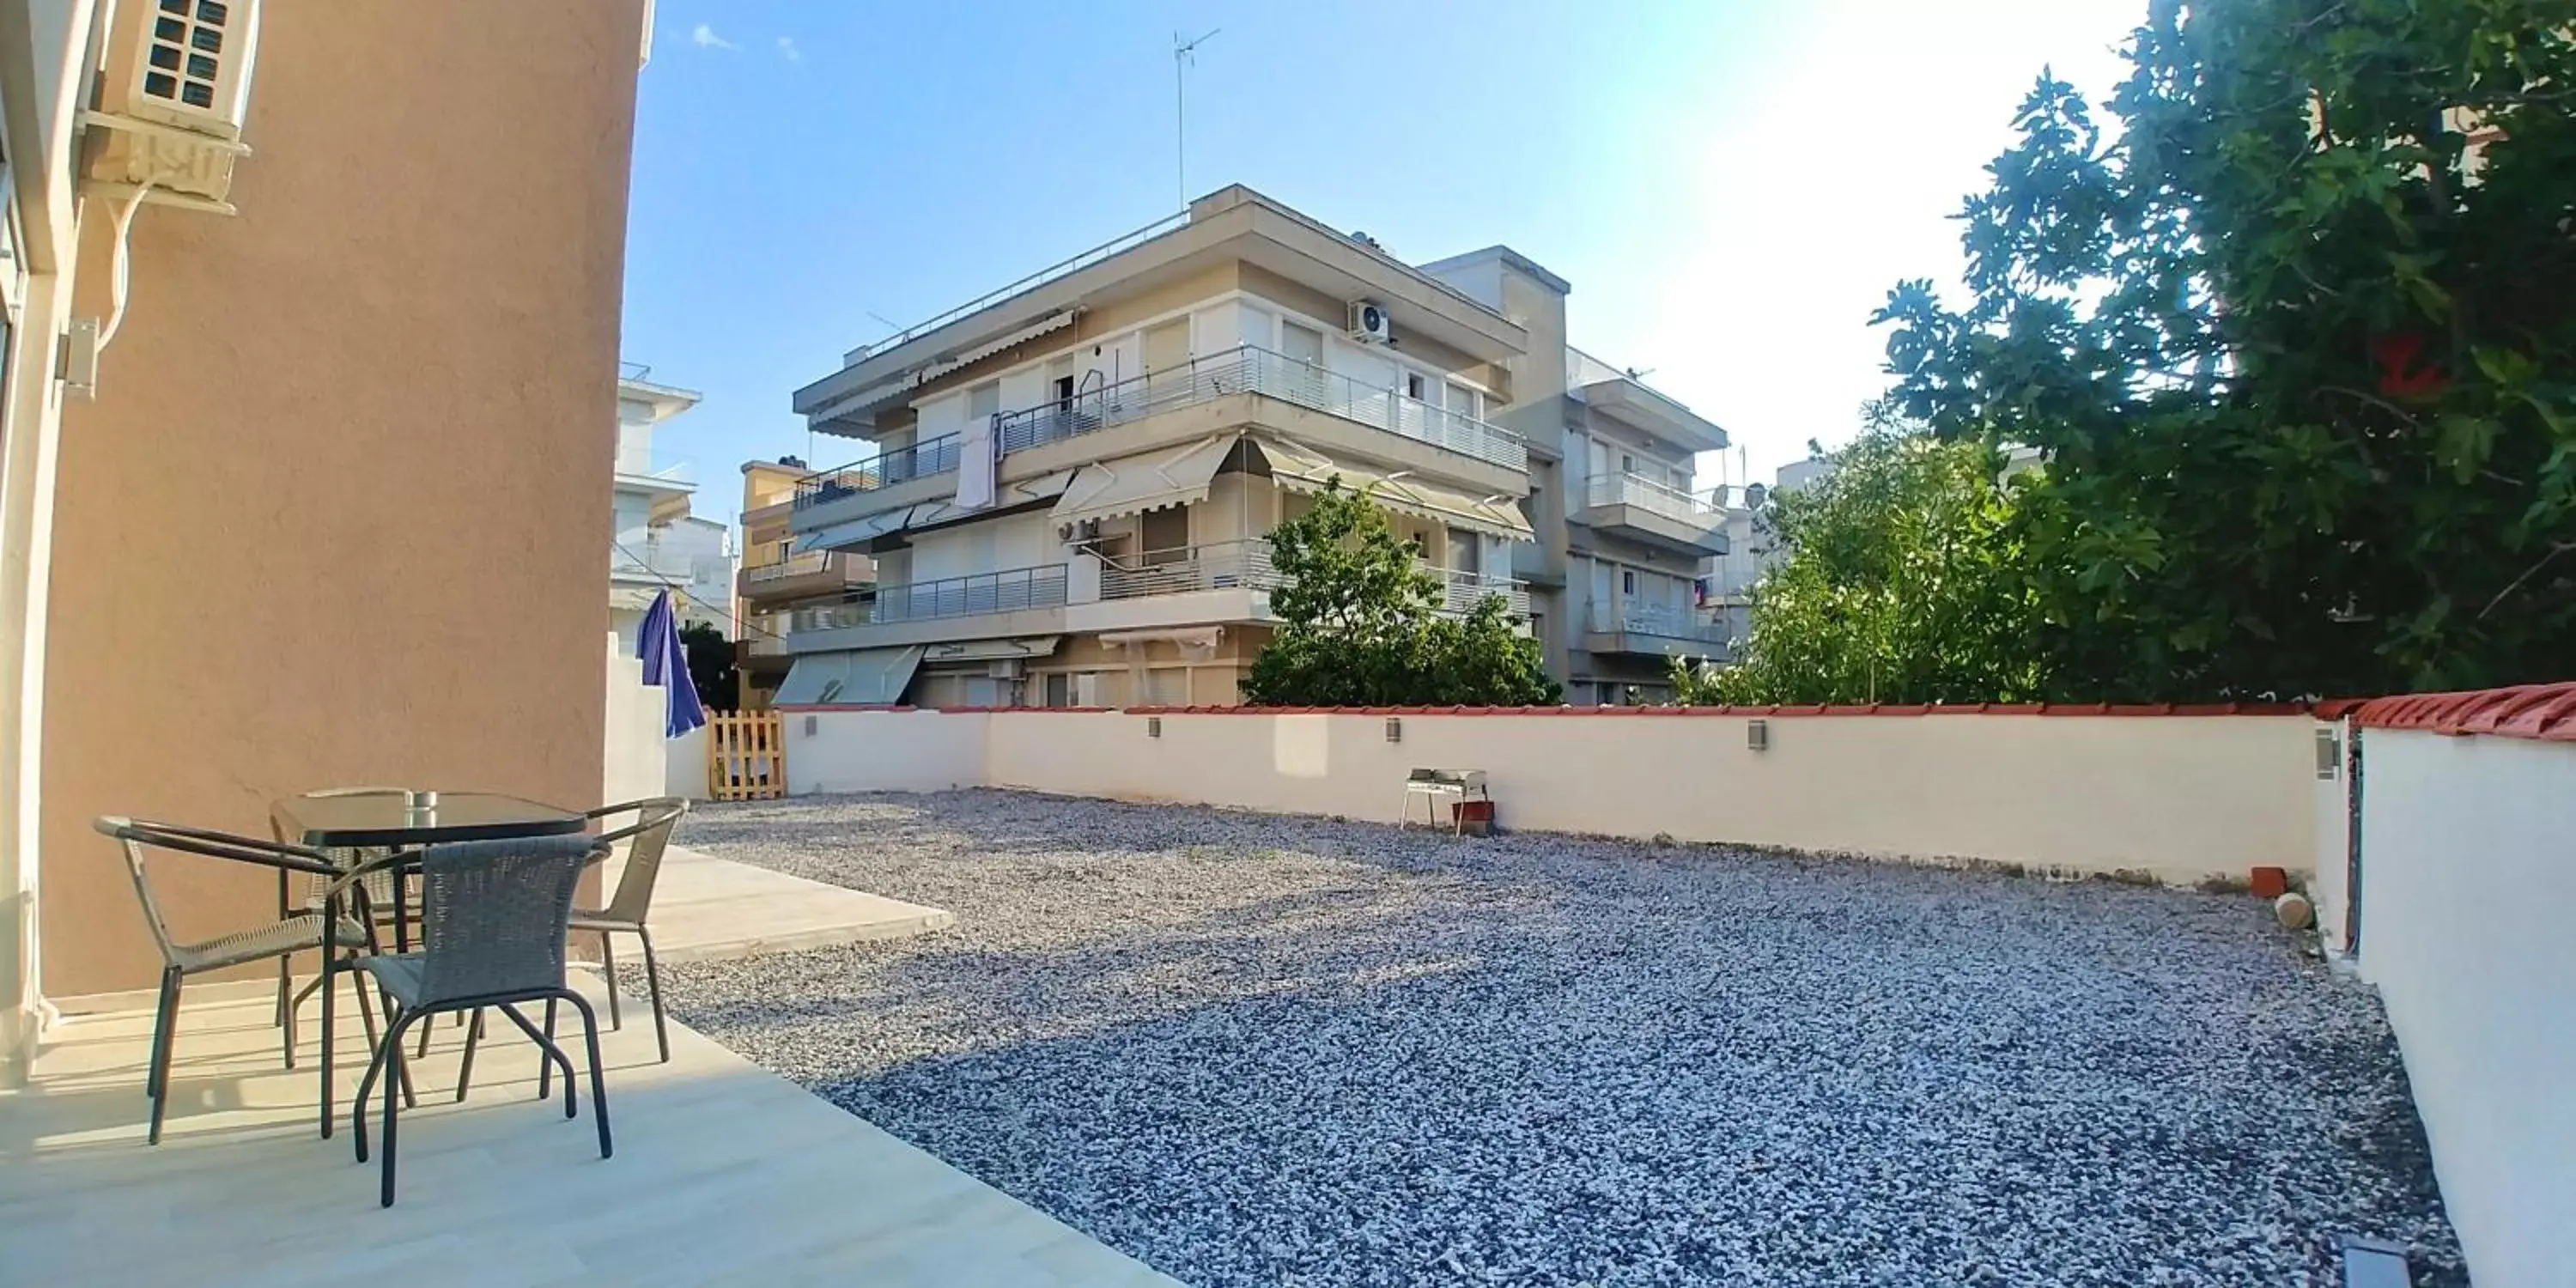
[658,790,2459,1288]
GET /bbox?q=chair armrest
[95,817,343,877]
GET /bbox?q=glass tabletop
[272,790,585,849]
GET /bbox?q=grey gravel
[659,790,2461,1288]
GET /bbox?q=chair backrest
[411,835,608,1005]
[590,798,689,925]
[95,817,338,969]
[280,787,416,907]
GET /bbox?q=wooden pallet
[706,709,786,801]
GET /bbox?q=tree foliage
[1688,423,2050,705]
[1242,481,1559,707]
[1876,0,2576,699]
[680,620,738,713]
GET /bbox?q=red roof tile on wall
[2350,682,2576,744]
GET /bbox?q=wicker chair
[572,798,689,1063]
[272,787,413,1050]
[346,834,612,1207]
[94,817,382,1145]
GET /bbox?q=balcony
[1066,539,1529,635]
[793,345,1529,544]
[1583,603,1729,660]
[996,345,1525,471]
[787,564,1068,653]
[1577,474,1728,556]
[738,549,872,603]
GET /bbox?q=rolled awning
[798,470,1079,553]
[920,635,1061,664]
[1256,437,1534,542]
[775,646,924,706]
[1051,434,1239,528]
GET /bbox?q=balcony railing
[1589,604,1729,645]
[744,611,793,656]
[1100,540,1527,617]
[787,602,870,634]
[997,344,1527,471]
[793,434,964,509]
[872,563,1069,624]
[844,210,1192,362]
[610,543,701,580]
[745,550,830,582]
[1586,473,1722,526]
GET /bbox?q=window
[1622,568,1637,596]
[1145,667,1188,706]
[1141,504,1190,556]
[1445,382,1478,420]
[1282,321,1324,366]
[1043,673,1071,708]
[1405,372,1427,400]
[967,380,1000,422]
[1449,529,1481,575]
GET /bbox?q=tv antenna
[1174,28,1221,208]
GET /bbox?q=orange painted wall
[39,0,648,994]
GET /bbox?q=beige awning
[1050,434,1239,528]
[775,646,924,706]
[798,470,1080,552]
[1256,437,1534,542]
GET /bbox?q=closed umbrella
[638,588,707,738]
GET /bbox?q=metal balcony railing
[1100,541,1285,600]
[793,434,964,509]
[844,211,1192,362]
[744,612,793,656]
[1589,604,1730,644]
[872,563,1069,624]
[995,344,1528,471]
[1586,473,1722,526]
[1099,540,1527,618]
[610,543,700,580]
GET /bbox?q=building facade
[609,368,730,647]
[777,186,1727,709]
[734,456,872,709]
[2,0,649,1072]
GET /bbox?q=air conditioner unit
[83,0,264,204]
[1348,301,1394,345]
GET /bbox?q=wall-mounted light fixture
[1147,716,1163,739]
[2314,727,2340,780]
[1385,716,1402,744]
[803,714,817,738]
[1747,719,1770,751]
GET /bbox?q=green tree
[1692,423,2050,705]
[1875,0,2576,699]
[1242,480,1558,707]
[679,620,738,713]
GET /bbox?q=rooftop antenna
[1174,27,1221,208]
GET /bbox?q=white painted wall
[665,724,708,800]
[603,635,668,810]
[788,709,2318,882]
[785,708,987,794]
[2352,729,2573,1288]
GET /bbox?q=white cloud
[776,36,801,62]
[690,23,735,51]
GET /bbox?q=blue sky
[623,0,2139,523]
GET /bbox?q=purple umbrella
[638,588,707,737]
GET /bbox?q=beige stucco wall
[37,0,647,996]
[790,709,2319,883]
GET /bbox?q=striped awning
[798,470,1079,553]
[1256,437,1534,542]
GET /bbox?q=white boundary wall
[2352,728,2573,1287]
[787,708,2320,882]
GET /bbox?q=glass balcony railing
[1586,473,1722,526]
[1099,540,1528,618]
[1589,604,1729,645]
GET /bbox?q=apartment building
[735,456,872,708]
[3,0,649,1072]
[782,185,1537,709]
[778,186,1727,708]
[610,368,731,644]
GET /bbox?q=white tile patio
[0,975,1179,1287]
